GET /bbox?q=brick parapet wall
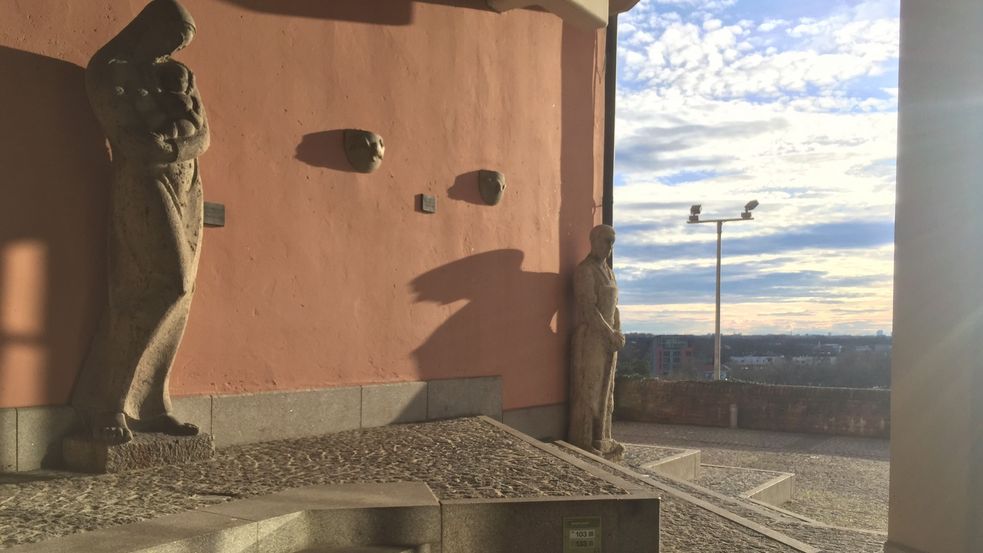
[615,378,890,439]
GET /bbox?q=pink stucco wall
[0,0,605,411]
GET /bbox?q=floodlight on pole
[686,201,759,381]
[742,200,759,219]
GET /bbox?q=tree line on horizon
[617,333,891,389]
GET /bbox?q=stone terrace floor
[0,417,884,552]
[616,421,891,552]
[0,418,625,548]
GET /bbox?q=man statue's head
[589,224,615,259]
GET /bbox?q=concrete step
[623,443,701,481]
[698,463,796,507]
[624,444,795,506]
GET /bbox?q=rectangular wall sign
[563,516,601,553]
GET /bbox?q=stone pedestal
[63,432,215,473]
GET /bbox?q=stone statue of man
[72,0,209,444]
[568,224,625,461]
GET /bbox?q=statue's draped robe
[73,156,202,421]
[568,257,620,452]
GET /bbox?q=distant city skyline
[613,0,899,335]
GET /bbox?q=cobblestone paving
[0,418,625,549]
[617,423,889,460]
[659,494,800,552]
[616,422,890,553]
[629,458,886,553]
[695,464,784,497]
[616,422,889,531]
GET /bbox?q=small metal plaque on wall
[419,194,437,214]
[563,517,601,553]
[204,202,226,227]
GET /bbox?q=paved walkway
[0,418,623,549]
[615,421,890,552]
[1,417,884,552]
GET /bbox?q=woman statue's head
[111,0,197,61]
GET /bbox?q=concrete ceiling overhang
[487,0,641,29]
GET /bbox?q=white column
[888,2,983,553]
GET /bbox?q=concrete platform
[6,460,660,553]
[3,482,440,553]
[2,417,661,553]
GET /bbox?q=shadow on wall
[411,24,601,404]
[447,170,484,206]
[557,23,603,389]
[295,130,350,171]
[216,0,492,25]
[0,46,111,408]
[410,249,562,380]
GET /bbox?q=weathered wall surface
[615,378,890,439]
[0,0,605,411]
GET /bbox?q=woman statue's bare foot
[89,412,133,444]
[145,413,199,436]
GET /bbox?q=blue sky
[613,0,899,335]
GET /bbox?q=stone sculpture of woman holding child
[73,0,209,444]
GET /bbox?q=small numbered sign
[563,516,601,552]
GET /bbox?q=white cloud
[617,248,896,335]
[651,0,737,9]
[757,19,788,33]
[703,18,723,31]
[621,0,900,100]
[620,292,893,335]
[615,0,900,334]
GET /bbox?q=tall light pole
[687,200,759,380]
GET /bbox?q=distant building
[792,356,837,366]
[730,355,784,367]
[813,342,843,356]
[651,336,694,376]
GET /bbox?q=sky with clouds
[613,0,899,336]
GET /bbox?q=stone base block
[63,432,215,473]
